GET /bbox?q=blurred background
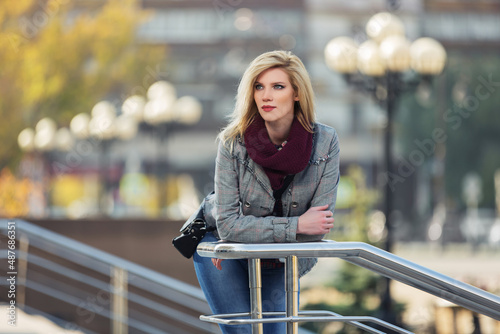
[1,0,500,333]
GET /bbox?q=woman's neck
[265,117,293,145]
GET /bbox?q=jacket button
[244,201,251,208]
[292,202,298,208]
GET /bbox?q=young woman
[193,50,340,333]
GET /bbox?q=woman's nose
[262,89,272,101]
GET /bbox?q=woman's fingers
[323,211,334,222]
[298,205,335,235]
[212,258,223,270]
[324,221,334,230]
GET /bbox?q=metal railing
[197,240,500,334]
[0,219,221,334]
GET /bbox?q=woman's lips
[262,106,275,112]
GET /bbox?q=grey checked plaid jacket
[203,122,340,277]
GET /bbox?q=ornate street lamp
[141,80,203,216]
[18,117,76,216]
[325,11,447,320]
[85,100,118,215]
[69,100,140,216]
[89,100,118,140]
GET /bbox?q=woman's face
[254,67,299,125]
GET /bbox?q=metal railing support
[248,258,263,334]
[111,266,128,334]
[18,233,29,308]
[285,256,299,334]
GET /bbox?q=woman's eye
[255,84,263,90]
[274,85,284,89]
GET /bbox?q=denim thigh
[193,232,287,334]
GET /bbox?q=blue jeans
[193,232,289,334]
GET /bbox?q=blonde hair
[217,50,316,148]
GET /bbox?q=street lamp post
[325,12,447,321]
[142,80,203,217]
[66,82,202,218]
[70,101,139,216]
[18,117,76,216]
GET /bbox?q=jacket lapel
[236,136,275,198]
[246,157,274,198]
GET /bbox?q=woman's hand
[297,204,334,235]
[212,258,223,270]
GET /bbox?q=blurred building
[136,0,308,182]
[45,0,500,241]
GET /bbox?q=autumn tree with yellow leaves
[0,0,165,216]
[0,0,166,170]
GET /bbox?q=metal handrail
[197,240,500,333]
[0,219,220,333]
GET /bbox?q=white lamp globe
[34,126,56,151]
[324,37,359,74]
[55,127,74,151]
[91,101,116,119]
[70,113,91,139]
[115,115,138,140]
[410,37,447,75]
[143,95,176,125]
[147,81,176,101]
[35,117,57,134]
[122,95,146,122]
[379,35,411,72]
[366,12,405,44]
[89,112,115,139]
[174,96,203,125]
[89,101,116,139]
[18,128,35,152]
[357,40,385,76]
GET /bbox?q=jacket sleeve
[297,129,340,242]
[214,141,299,243]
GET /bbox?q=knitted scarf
[244,114,313,190]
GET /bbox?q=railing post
[18,233,30,308]
[285,255,299,334]
[111,266,128,334]
[248,258,263,334]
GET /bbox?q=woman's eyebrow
[255,81,287,85]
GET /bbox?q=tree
[441,54,500,211]
[0,0,166,170]
[395,52,500,227]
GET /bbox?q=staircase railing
[0,219,221,334]
[197,240,500,334]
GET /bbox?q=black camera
[172,220,210,259]
[172,202,214,259]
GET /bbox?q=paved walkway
[0,304,84,334]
